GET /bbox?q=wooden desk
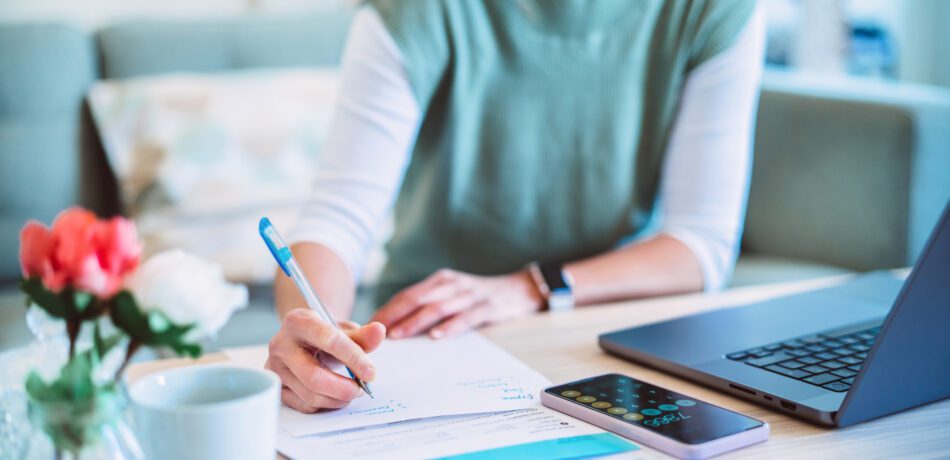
[128,275,950,459]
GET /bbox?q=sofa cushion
[730,254,853,288]
[97,10,352,79]
[745,71,950,271]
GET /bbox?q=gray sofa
[1,13,949,349]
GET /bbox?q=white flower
[126,250,248,339]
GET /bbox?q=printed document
[275,408,642,460]
[224,333,551,436]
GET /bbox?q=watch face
[540,264,570,291]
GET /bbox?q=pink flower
[19,208,142,299]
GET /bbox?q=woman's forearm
[274,242,357,322]
[566,234,704,306]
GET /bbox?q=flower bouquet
[16,208,247,459]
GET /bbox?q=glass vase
[24,387,143,460]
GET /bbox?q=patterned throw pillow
[88,69,341,283]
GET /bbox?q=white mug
[129,365,280,460]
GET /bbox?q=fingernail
[363,364,376,382]
[430,329,443,339]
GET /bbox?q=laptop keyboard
[726,325,880,393]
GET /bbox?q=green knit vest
[369,0,754,304]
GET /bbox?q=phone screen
[545,374,763,445]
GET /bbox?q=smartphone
[541,373,768,459]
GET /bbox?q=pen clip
[259,217,293,277]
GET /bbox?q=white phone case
[541,390,769,459]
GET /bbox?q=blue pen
[259,217,374,398]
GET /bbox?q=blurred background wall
[0,0,352,28]
[762,0,950,87]
[1,0,948,88]
[1,0,949,350]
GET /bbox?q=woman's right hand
[265,309,386,413]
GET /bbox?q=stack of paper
[224,333,640,459]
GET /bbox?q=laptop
[599,199,950,427]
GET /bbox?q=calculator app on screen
[545,374,763,445]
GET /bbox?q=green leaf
[109,291,152,342]
[73,291,92,313]
[147,310,171,333]
[54,352,96,402]
[25,371,58,402]
[19,277,68,318]
[109,291,203,358]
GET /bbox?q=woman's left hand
[371,269,544,339]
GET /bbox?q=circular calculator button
[591,402,612,409]
[640,409,662,416]
[623,413,644,421]
[576,396,597,403]
[607,407,628,415]
[561,391,581,398]
[658,404,679,411]
[675,400,696,407]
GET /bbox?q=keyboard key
[821,360,847,370]
[823,382,851,392]
[802,365,828,374]
[848,364,862,372]
[798,356,821,365]
[831,347,856,356]
[855,352,868,359]
[804,344,827,353]
[780,360,807,369]
[751,350,772,358]
[745,351,795,367]
[781,340,805,349]
[820,339,845,348]
[838,356,862,365]
[849,344,871,352]
[814,352,837,361]
[765,365,813,379]
[856,332,875,341]
[799,335,824,344]
[841,377,856,384]
[804,373,841,385]
[831,368,858,378]
[839,337,859,345]
[765,343,783,352]
[786,349,810,357]
[726,352,748,360]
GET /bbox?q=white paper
[275,408,643,460]
[224,333,552,436]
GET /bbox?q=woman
[266,0,764,413]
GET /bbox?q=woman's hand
[266,310,385,413]
[371,269,544,339]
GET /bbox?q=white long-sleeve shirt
[289,6,765,292]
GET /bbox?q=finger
[271,358,352,408]
[284,310,376,381]
[389,293,478,339]
[283,345,365,401]
[281,387,349,414]
[430,304,491,339]
[281,387,317,413]
[372,270,457,327]
[338,320,360,331]
[347,322,387,353]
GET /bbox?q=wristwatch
[528,262,575,313]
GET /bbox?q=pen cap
[259,217,293,276]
